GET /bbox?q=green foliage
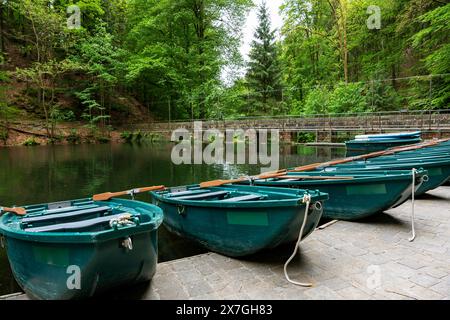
[53,110,76,122]
[299,83,369,115]
[76,88,110,133]
[95,135,111,144]
[0,129,8,143]
[301,87,331,115]
[328,82,368,114]
[411,3,450,109]
[246,2,284,116]
[120,131,134,142]
[23,137,40,146]
[66,129,81,144]
[125,0,252,119]
[0,72,20,123]
[120,131,163,143]
[296,132,316,144]
[1,0,448,128]
[367,81,403,111]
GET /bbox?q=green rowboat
[346,137,422,152]
[245,170,426,221]
[150,185,328,257]
[0,198,163,300]
[323,159,450,195]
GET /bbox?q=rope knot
[302,194,312,204]
[109,213,135,229]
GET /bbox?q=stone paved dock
[3,187,450,300]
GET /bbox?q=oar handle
[258,170,288,180]
[93,186,166,201]
[200,169,289,188]
[0,207,27,216]
[200,179,245,188]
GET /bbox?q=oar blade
[93,185,166,201]
[92,192,119,202]
[1,207,27,216]
[200,179,244,188]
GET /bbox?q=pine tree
[246,1,283,115]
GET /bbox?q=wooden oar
[200,138,449,189]
[0,207,27,216]
[93,186,166,201]
[199,169,289,188]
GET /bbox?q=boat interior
[15,200,142,233]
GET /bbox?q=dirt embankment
[0,121,125,147]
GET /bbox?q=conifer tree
[246,1,283,115]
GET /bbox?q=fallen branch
[0,123,50,138]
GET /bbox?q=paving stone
[320,277,352,291]
[382,261,417,279]
[303,285,344,300]
[185,280,215,298]
[337,244,368,257]
[337,285,373,300]
[176,269,204,284]
[429,278,450,296]
[171,260,194,272]
[420,267,448,279]
[398,256,429,270]
[409,273,441,288]
[397,285,444,300]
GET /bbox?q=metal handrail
[125,109,450,127]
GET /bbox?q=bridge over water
[123,109,450,142]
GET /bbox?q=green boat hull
[0,198,163,300]
[150,185,327,257]
[346,138,422,152]
[326,160,450,196]
[251,171,424,221]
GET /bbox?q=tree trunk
[342,6,348,84]
[0,3,4,54]
[42,87,50,138]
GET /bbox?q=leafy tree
[125,0,251,120]
[411,3,450,109]
[328,82,368,114]
[71,24,126,123]
[0,71,20,143]
[15,59,81,139]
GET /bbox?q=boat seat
[167,190,210,198]
[174,191,229,201]
[26,205,98,216]
[21,206,111,224]
[221,194,264,202]
[24,213,129,233]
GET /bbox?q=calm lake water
[0,143,345,296]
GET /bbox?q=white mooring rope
[283,194,313,287]
[409,169,417,242]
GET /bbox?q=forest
[0,0,448,134]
